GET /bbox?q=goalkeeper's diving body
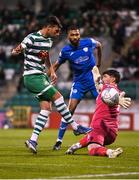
[52,25,102,150]
[11,16,92,154]
[66,69,131,158]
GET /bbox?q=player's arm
[40,51,57,85]
[47,60,61,77]
[11,44,24,56]
[92,66,103,92]
[95,41,102,68]
[11,35,32,56]
[47,50,65,78]
[53,60,61,72]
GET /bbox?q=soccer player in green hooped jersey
[11,16,92,154]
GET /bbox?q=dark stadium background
[0,0,139,130]
[0,0,139,179]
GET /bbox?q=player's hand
[38,51,49,60]
[119,92,131,109]
[92,66,101,82]
[11,44,22,55]
[92,66,102,92]
[50,71,57,85]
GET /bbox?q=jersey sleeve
[58,49,67,64]
[89,38,99,49]
[21,35,34,49]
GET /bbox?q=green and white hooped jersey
[21,31,53,76]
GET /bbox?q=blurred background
[0,0,139,130]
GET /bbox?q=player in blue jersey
[53,25,102,150]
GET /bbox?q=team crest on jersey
[73,89,77,93]
[83,47,88,52]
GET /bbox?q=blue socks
[57,121,68,142]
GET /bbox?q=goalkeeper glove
[119,92,131,109]
[92,66,101,82]
[92,66,103,92]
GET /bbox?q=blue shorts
[70,81,98,100]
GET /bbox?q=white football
[101,87,119,106]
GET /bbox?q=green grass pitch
[0,129,139,179]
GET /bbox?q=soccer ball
[101,87,119,106]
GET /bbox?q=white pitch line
[0,163,139,170]
[53,172,139,179]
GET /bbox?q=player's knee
[88,147,95,156]
[88,143,101,155]
[40,101,52,111]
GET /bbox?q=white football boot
[108,147,123,158]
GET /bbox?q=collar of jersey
[38,31,52,40]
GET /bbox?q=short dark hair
[67,25,79,33]
[102,69,121,84]
[46,16,62,29]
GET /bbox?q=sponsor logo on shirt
[74,56,89,64]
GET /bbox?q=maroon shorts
[79,126,117,147]
[80,119,117,147]
[87,127,117,146]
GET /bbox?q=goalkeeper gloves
[92,66,101,82]
[92,66,103,92]
[119,92,131,109]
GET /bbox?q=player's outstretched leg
[73,125,92,136]
[88,144,123,158]
[66,142,82,154]
[54,96,92,135]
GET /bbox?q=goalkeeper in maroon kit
[66,69,131,158]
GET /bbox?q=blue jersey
[58,38,97,86]
[58,38,98,100]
